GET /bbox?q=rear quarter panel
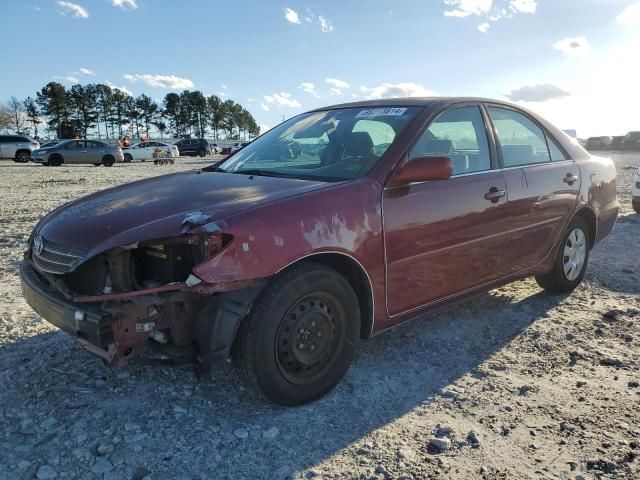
[576,154,619,244]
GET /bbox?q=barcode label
[356,108,407,118]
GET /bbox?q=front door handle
[563,173,579,185]
[484,187,506,203]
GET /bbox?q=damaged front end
[21,216,262,370]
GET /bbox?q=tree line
[0,82,261,141]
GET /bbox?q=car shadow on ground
[0,284,568,478]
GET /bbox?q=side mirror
[392,155,453,184]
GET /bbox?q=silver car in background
[0,135,40,162]
[32,140,124,167]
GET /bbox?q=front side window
[488,107,551,167]
[220,107,421,181]
[410,106,491,176]
[64,141,85,150]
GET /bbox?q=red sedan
[21,98,619,405]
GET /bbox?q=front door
[383,105,511,317]
[61,140,86,163]
[486,106,580,272]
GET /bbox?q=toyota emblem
[33,236,44,256]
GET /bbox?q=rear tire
[535,216,590,294]
[233,263,359,406]
[102,156,115,167]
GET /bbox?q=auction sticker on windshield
[356,108,407,118]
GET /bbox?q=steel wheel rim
[563,227,586,281]
[275,292,341,385]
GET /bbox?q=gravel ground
[0,153,639,480]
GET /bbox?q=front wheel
[15,151,30,163]
[535,217,590,294]
[234,263,359,405]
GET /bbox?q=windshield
[219,107,421,181]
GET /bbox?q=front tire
[15,151,30,163]
[234,263,359,405]
[535,217,590,294]
[49,154,63,166]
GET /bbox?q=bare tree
[7,96,26,133]
[0,103,11,132]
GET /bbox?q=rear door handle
[484,188,506,203]
[563,173,579,185]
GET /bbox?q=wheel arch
[573,206,597,249]
[275,252,375,339]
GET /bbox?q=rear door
[383,104,512,317]
[486,105,580,272]
[61,140,86,163]
[86,140,107,163]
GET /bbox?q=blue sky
[2,0,639,137]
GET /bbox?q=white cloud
[478,22,490,32]
[617,1,640,26]
[112,0,137,9]
[56,1,89,18]
[258,124,271,134]
[552,36,589,56]
[506,84,571,102]
[326,78,350,89]
[260,102,270,111]
[54,75,80,83]
[444,0,492,17]
[329,88,344,96]
[263,92,301,108]
[318,15,333,32]
[79,67,95,76]
[105,81,132,96]
[360,82,436,99]
[299,82,319,96]
[284,8,300,24]
[443,0,536,24]
[509,0,536,14]
[123,74,194,89]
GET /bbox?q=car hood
[36,170,335,254]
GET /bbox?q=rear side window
[488,107,550,167]
[410,106,491,176]
[546,136,567,162]
[0,136,9,143]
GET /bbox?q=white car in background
[209,143,221,154]
[633,166,640,214]
[123,141,179,162]
[0,135,40,162]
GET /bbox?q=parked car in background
[38,141,61,149]
[123,141,179,162]
[220,145,232,155]
[20,98,619,405]
[230,142,249,154]
[32,139,124,166]
[623,131,640,151]
[173,138,211,157]
[633,167,640,214]
[0,135,40,162]
[611,136,625,151]
[585,136,611,151]
[209,143,221,154]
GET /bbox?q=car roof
[310,96,524,111]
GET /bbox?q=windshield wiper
[232,169,296,178]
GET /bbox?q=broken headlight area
[27,232,235,367]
